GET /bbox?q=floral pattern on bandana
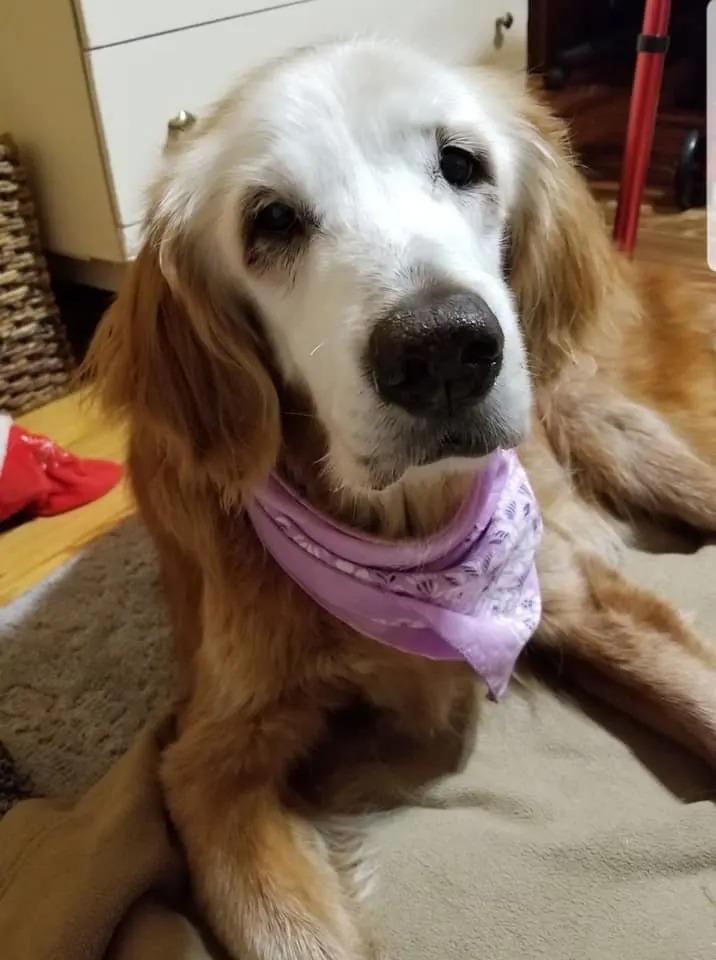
[272,458,541,629]
[247,449,542,699]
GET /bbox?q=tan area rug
[1,518,715,960]
[0,519,173,795]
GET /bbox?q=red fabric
[0,424,123,523]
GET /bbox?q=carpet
[0,517,714,798]
[0,519,173,795]
[1,518,715,960]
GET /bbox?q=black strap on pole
[636,34,670,53]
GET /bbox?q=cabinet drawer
[89,0,526,230]
[88,2,329,227]
[74,0,314,49]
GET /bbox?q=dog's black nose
[368,292,504,416]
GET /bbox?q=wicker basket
[0,135,74,415]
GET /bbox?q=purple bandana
[246,450,542,699]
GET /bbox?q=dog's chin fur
[86,38,716,960]
[328,406,528,494]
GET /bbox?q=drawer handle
[167,110,197,137]
[494,12,514,49]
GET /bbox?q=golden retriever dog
[87,39,716,960]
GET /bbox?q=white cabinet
[75,0,313,48]
[0,0,526,282]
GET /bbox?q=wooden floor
[1,200,713,606]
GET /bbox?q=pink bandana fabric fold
[246,450,542,699]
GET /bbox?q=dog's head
[91,40,614,502]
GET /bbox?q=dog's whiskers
[285,410,317,421]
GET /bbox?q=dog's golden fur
[86,61,716,960]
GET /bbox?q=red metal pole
[613,0,671,254]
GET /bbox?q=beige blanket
[0,532,714,959]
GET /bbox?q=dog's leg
[541,383,716,534]
[293,658,477,818]
[535,528,716,765]
[162,703,369,960]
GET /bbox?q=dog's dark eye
[254,201,298,233]
[439,146,486,188]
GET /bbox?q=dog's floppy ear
[507,93,628,380]
[85,232,281,494]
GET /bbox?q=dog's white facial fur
[156,40,532,492]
